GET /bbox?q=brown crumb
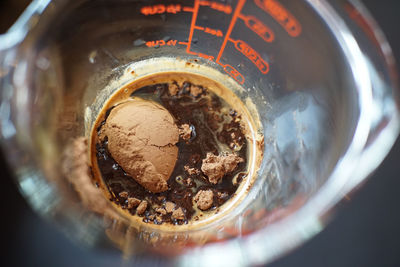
[179,124,192,141]
[201,153,244,184]
[183,178,193,186]
[222,153,244,172]
[168,83,180,96]
[127,197,141,209]
[194,190,214,210]
[136,201,148,215]
[165,201,175,213]
[155,207,167,215]
[184,165,200,175]
[190,85,203,97]
[156,216,163,223]
[172,207,185,220]
[119,191,128,198]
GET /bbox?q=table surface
[1,0,400,266]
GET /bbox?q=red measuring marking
[193,26,223,37]
[146,39,178,47]
[141,4,182,15]
[238,13,275,43]
[204,27,223,37]
[187,0,201,55]
[216,0,246,63]
[221,64,245,84]
[183,0,246,84]
[254,0,302,37]
[229,38,269,74]
[199,1,232,14]
[214,0,247,84]
[183,6,194,12]
[198,53,215,61]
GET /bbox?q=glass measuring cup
[0,0,399,266]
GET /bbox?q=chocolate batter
[93,80,249,225]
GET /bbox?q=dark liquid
[94,81,248,225]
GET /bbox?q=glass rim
[0,0,399,266]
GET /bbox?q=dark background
[1,0,400,266]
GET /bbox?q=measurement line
[216,0,246,63]
[237,13,246,20]
[183,6,194,12]
[187,0,200,54]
